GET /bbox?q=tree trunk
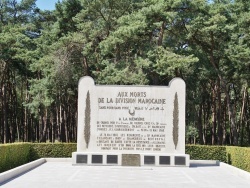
[83,57,90,76]
[197,103,204,144]
[223,99,227,145]
[40,108,47,142]
[246,92,250,145]
[217,80,222,145]
[56,103,60,142]
[64,108,68,143]
[3,84,9,143]
[209,52,238,145]
[224,83,238,145]
[211,82,217,145]
[158,21,166,46]
[239,87,246,146]
[0,85,4,143]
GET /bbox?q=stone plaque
[175,156,186,165]
[107,155,118,164]
[92,155,103,164]
[144,156,155,165]
[76,155,87,164]
[159,156,170,165]
[122,154,140,166]
[77,76,185,154]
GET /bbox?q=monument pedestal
[72,152,189,167]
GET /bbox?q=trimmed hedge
[226,146,250,173]
[0,143,249,173]
[0,143,31,173]
[186,145,227,163]
[30,143,77,160]
[186,145,250,172]
[0,143,76,173]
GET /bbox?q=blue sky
[17,0,60,10]
[36,0,61,10]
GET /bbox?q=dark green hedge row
[0,143,76,173]
[186,145,227,162]
[30,143,77,160]
[0,143,249,173]
[186,145,250,172]
[0,143,31,173]
[226,146,250,173]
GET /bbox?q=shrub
[186,145,250,172]
[226,146,250,173]
[0,143,77,173]
[0,143,31,173]
[186,145,227,162]
[30,143,77,160]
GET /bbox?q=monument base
[72,152,190,167]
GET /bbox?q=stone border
[189,160,220,167]
[45,158,72,162]
[220,162,250,180]
[0,158,46,184]
[0,158,72,185]
[189,160,250,180]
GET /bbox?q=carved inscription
[96,91,168,152]
[96,120,166,152]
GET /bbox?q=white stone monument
[72,76,189,166]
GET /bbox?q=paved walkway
[1,160,250,188]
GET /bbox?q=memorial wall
[72,76,189,166]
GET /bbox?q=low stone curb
[220,162,250,180]
[44,158,72,162]
[190,160,220,167]
[0,158,46,184]
[189,160,250,180]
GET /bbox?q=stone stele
[72,76,189,166]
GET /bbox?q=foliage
[186,124,199,144]
[186,145,250,172]
[30,143,77,160]
[186,145,227,163]
[0,143,30,173]
[226,146,250,173]
[0,143,76,173]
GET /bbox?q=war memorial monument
[72,76,189,166]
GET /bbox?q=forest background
[0,0,249,146]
